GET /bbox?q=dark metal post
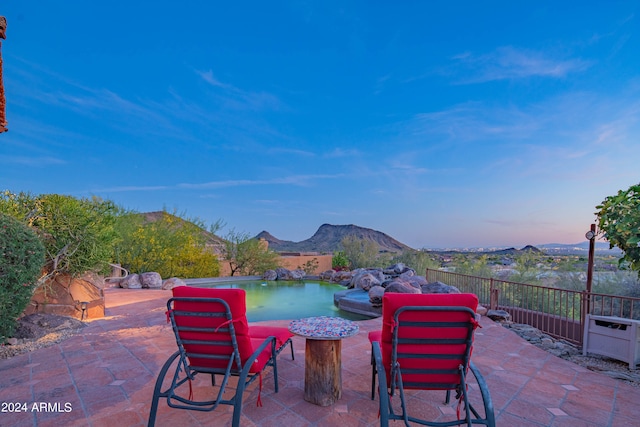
[586,224,596,309]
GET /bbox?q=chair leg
[445,389,451,404]
[371,358,377,400]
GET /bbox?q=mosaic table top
[288,316,359,340]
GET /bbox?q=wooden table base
[304,339,342,406]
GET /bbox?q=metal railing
[425,268,640,345]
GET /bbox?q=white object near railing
[583,314,640,370]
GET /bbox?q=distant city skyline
[2,2,639,249]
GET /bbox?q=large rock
[384,280,422,294]
[275,267,291,280]
[289,269,306,280]
[352,272,381,291]
[263,270,278,281]
[140,272,162,289]
[162,277,186,290]
[421,281,461,294]
[23,272,105,320]
[319,270,335,281]
[368,285,385,307]
[120,274,142,289]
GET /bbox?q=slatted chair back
[169,287,261,374]
[369,292,495,426]
[381,293,478,394]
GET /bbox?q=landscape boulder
[23,272,105,320]
[263,270,278,281]
[140,272,163,289]
[119,274,142,289]
[352,272,381,291]
[368,285,385,307]
[384,279,422,294]
[420,281,460,294]
[487,309,511,321]
[162,277,186,290]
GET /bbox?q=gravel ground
[503,322,640,387]
[0,313,86,359]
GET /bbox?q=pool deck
[1,287,640,426]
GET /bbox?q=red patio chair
[148,286,294,427]
[369,292,495,427]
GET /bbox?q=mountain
[255,224,413,254]
[538,242,622,255]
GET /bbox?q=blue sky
[2,2,639,249]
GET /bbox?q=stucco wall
[218,253,332,277]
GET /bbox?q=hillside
[140,211,227,254]
[255,224,413,254]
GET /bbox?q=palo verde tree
[596,183,640,275]
[114,210,220,279]
[221,230,279,276]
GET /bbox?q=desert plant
[0,191,119,280]
[114,211,220,278]
[0,213,46,340]
[332,251,350,270]
[391,249,439,275]
[341,235,384,269]
[222,229,279,276]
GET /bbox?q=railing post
[490,278,498,310]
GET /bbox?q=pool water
[190,279,371,322]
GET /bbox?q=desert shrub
[332,251,350,270]
[0,213,46,340]
[341,235,388,269]
[0,191,120,280]
[114,211,220,278]
[222,230,279,276]
[391,249,439,275]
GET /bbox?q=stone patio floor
[1,287,639,426]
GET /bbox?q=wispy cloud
[323,148,362,158]
[196,69,285,112]
[267,147,316,157]
[93,174,346,193]
[0,156,66,166]
[450,46,591,83]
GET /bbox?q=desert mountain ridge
[255,223,413,254]
[139,212,619,256]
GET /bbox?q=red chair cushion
[249,325,293,349]
[171,286,275,373]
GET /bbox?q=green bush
[0,191,119,279]
[0,213,46,340]
[114,211,220,278]
[332,251,350,270]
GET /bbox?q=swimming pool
[183,278,371,322]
